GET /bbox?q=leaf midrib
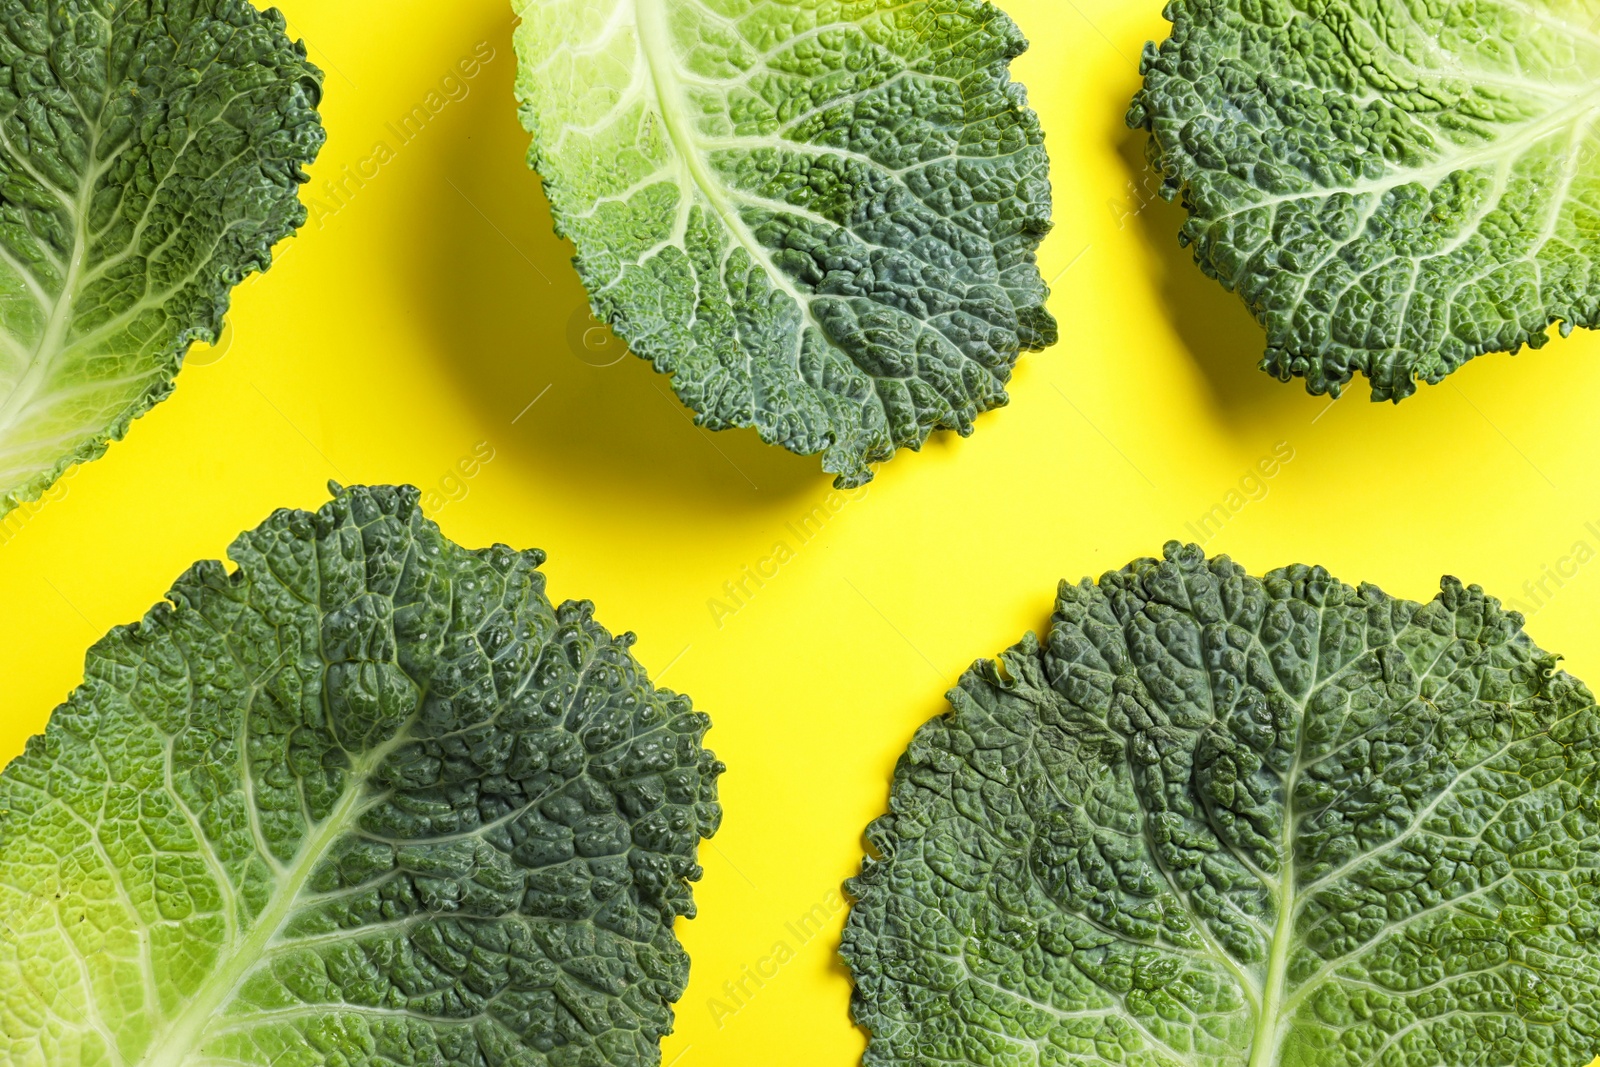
[1245,599,1325,1067]
[0,155,97,439]
[0,64,262,493]
[631,0,827,364]
[0,11,123,456]
[133,740,401,1067]
[1247,751,1302,1067]
[1209,73,1600,223]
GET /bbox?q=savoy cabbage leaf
[843,542,1600,1067]
[0,484,722,1067]
[0,0,323,513]
[1128,0,1600,400]
[513,0,1056,487]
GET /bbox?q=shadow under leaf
[405,17,821,511]
[1113,126,1336,422]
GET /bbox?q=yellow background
[1,2,1598,1063]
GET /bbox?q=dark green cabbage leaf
[515,0,1055,486]
[0,484,722,1067]
[1130,0,1600,400]
[0,0,324,512]
[846,542,1600,1066]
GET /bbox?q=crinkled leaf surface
[844,542,1600,1066]
[0,485,722,1067]
[514,0,1055,487]
[1128,0,1600,400]
[0,0,323,512]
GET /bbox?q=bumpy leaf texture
[0,485,722,1067]
[514,0,1056,487]
[0,0,323,513]
[1128,0,1600,400]
[844,543,1600,1067]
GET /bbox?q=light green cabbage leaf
[0,0,323,512]
[1129,0,1600,400]
[0,484,722,1067]
[514,0,1055,487]
[844,542,1600,1066]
